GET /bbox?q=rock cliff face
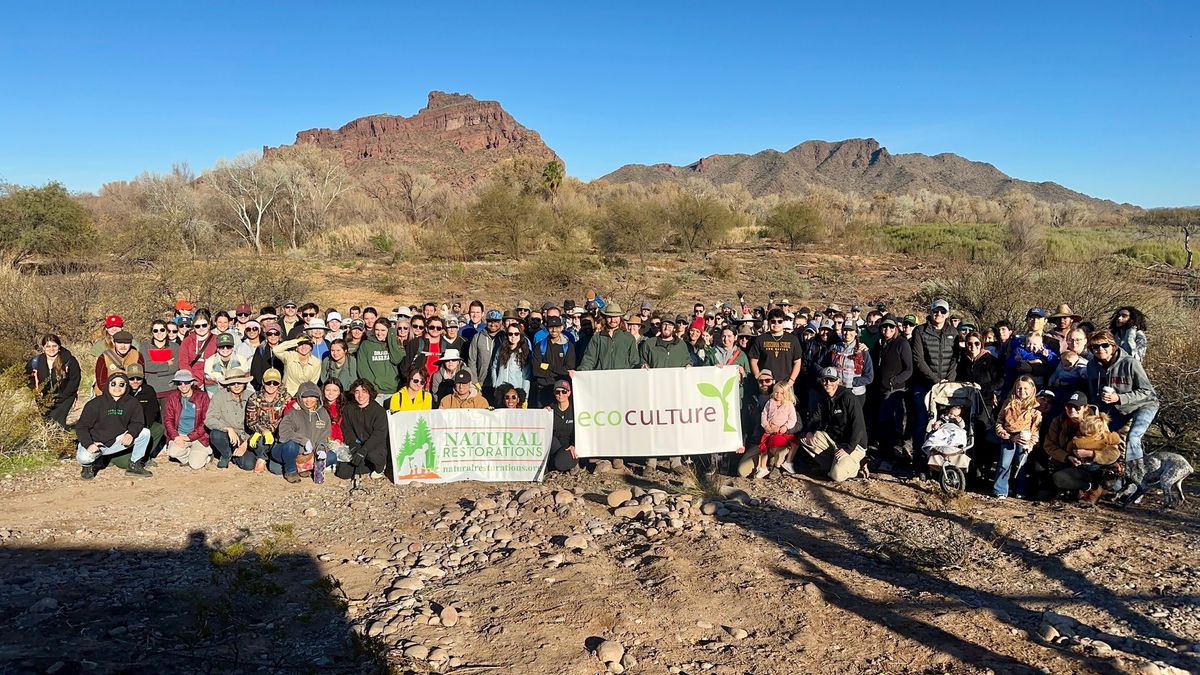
[602,138,1122,208]
[266,91,561,189]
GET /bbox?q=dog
[1108,452,1193,508]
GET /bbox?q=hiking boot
[126,461,153,478]
[216,458,230,469]
[298,470,312,479]
[284,472,301,484]
[81,465,96,480]
[1079,487,1105,508]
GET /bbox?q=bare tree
[140,164,212,256]
[1139,207,1198,269]
[205,154,285,253]
[270,146,353,248]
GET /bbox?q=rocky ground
[0,458,1197,675]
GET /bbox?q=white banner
[388,409,553,484]
[573,366,744,458]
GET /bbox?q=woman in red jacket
[178,309,218,388]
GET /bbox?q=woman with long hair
[1109,306,1148,361]
[28,334,81,427]
[490,325,531,395]
[141,319,179,399]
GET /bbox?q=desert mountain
[265,91,561,189]
[601,138,1125,209]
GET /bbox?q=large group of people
[27,294,1158,505]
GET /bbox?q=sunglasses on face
[428,325,443,331]
[554,389,569,394]
[760,379,774,384]
[651,321,661,326]
[129,377,143,382]
[504,394,519,400]
[246,327,260,332]
[266,331,280,337]
[176,381,193,387]
[932,309,948,315]
[967,341,982,346]
[302,312,317,318]
[769,319,784,324]
[264,381,280,387]
[507,332,522,337]
[410,377,424,384]
[412,325,425,331]
[193,323,209,328]
[218,345,233,350]
[236,312,250,317]
[152,327,167,333]
[1089,343,1114,351]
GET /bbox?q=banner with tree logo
[572,366,744,458]
[388,409,554,484]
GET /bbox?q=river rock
[726,626,749,640]
[474,497,498,511]
[564,535,589,550]
[404,644,429,660]
[393,577,424,591]
[440,606,459,627]
[366,620,384,637]
[608,489,634,507]
[596,639,625,663]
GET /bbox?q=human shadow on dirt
[710,474,1196,674]
[0,530,377,674]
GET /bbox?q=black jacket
[250,344,285,390]
[129,383,161,426]
[531,337,577,388]
[957,353,1003,398]
[911,322,957,387]
[76,392,145,448]
[805,386,868,449]
[341,400,389,466]
[550,403,574,450]
[874,336,913,394]
[28,348,82,406]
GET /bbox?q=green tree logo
[395,417,438,475]
[697,375,739,432]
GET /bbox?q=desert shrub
[0,364,75,471]
[0,182,96,264]
[761,201,828,247]
[1149,324,1200,449]
[879,223,1007,262]
[0,266,104,369]
[1116,241,1190,267]
[516,255,604,300]
[664,193,742,252]
[592,196,669,257]
[307,221,417,258]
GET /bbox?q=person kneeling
[336,379,389,482]
[544,380,577,473]
[76,372,152,479]
[275,382,333,484]
[799,368,868,482]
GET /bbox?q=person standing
[910,299,957,448]
[748,308,804,397]
[530,316,577,408]
[577,304,641,371]
[356,318,406,404]
[1085,329,1158,475]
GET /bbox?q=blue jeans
[910,386,931,449]
[1108,405,1157,462]
[993,440,1029,497]
[77,428,151,466]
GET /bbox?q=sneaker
[754,466,770,479]
[81,465,96,480]
[779,461,795,475]
[284,473,301,484]
[216,459,229,469]
[298,470,312,478]
[126,461,153,478]
[994,495,1007,501]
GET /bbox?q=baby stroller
[923,381,988,494]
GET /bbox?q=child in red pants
[758,382,798,479]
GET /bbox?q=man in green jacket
[577,304,641,371]
[356,317,406,403]
[640,318,692,369]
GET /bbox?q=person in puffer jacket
[910,299,958,447]
[274,382,332,484]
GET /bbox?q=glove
[350,452,365,467]
[249,432,261,448]
[264,431,275,445]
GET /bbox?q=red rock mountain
[601,138,1124,209]
[266,91,561,189]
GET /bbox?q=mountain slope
[600,138,1124,209]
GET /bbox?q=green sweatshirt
[579,329,641,371]
[355,332,406,395]
[640,336,692,369]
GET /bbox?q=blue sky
[1,2,1196,206]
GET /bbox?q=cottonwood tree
[205,154,285,253]
[139,164,213,255]
[270,146,353,248]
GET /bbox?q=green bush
[878,223,1008,261]
[0,364,74,473]
[1116,241,1189,267]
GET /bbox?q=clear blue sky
[1,2,1197,206]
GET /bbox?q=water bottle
[314,450,326,484]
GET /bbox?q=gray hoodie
[1086,351,1157,416]
[278,382,332,451]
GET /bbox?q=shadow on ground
[0,530,378,674]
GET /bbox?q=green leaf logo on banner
[697,376,738,432]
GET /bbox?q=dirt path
[1,461,1197,674]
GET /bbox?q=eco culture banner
[573,366,744,458]
[388,409,553,484]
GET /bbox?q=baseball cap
[1027,307,1048,318]
[235,303,252,315]
[1037,389,1056,400]
[125,363,145,379]
[486,310,503,322]
[554,379,572,393]
[931,299,950,312]
[216,333,236,347]
[820,366,840,381]
[105,314,124,329]
[326,311,343,323]
[516,300,532,311]
[545,315,564,327]
[453,370,473,384]
[880,315,898,328]
[757,369,774,380]
[262,368,283,384]
[640,301,652,310]
[903,314,919,326]
[349,318,366,329]
[445,316,460,327]
[1065,391,1088,407]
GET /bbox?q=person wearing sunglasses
[162,369,213,470]
[495,383,526,409]
[870,315,913,473]
[956,330,1002,409]
[204,332,249,395]
[389,368,433,411]
[123,363,164,461]
[429,349,476,402]
[542,380,577,472]
[251,324,286,390]
[245,368,287,474]
[205,367,254,469]
[179,308,218,387]
[232,303,254,337]
[468,309,506,397]
[75,372,153,480]
[910,298,957,449]
[279,301,303,338]
[799,367,869,483]
[287,303,320,340]
[403,317,454,387]
[490,326,532,404]
[165,323,181,344]
[344,318,367,356]
[748,308,803,399]
[235,320,263,364]
[439,370,489,410]
[1085,329,1159,484]
[357,317,407,405]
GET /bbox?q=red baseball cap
[236,303,252,315]
[105,314,124,328]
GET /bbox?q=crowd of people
[26,294,1157,504]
